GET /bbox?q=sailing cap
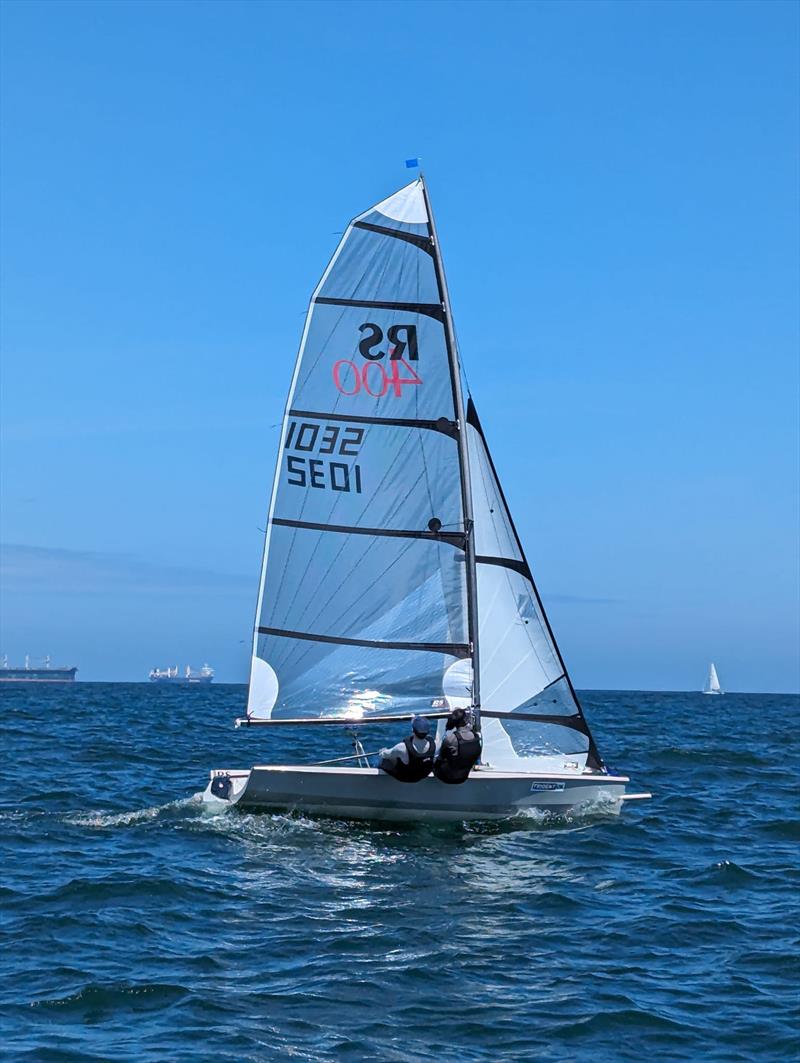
[411,716,431,736]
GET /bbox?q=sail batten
[288,409,459,436]
[271,517,467,547]
[257,627,471,657]
[315,296,445,320]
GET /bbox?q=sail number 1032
[284,419,364,494]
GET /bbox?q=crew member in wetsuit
[433,707,482,784]
[378,716,435,782]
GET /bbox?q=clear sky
[1,0,798,691]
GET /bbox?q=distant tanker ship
[0,655,78,683]
[149,664,214,685]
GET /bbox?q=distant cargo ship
[0,655,78,683]
[149,664,214,685]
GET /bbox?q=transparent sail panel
[256,634,462,720]
[477,561,565,712]
[317,228,438,305]
[275,418,461,532]
[466,399,601,768]
[293,304,453,422]
[467,424,522,561]
[481,693,590,773]
[248,181,471,719]
[261,527,467,646]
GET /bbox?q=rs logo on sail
[332,322,423,397]
[357,323,418,360]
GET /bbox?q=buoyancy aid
[382,735,435,783]
[433,726,482,784]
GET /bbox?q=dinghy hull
[204,765,630,822]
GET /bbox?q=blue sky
[1,0,798,691]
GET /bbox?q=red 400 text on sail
[333,357,421,397]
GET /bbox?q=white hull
[203,765,639,823]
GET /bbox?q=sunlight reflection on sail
[340,688,391,719]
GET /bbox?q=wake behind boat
[203,174,649,822]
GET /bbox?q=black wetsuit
[380,735,435,782]
[433,726,481,784]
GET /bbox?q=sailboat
[702,662,723,695]
[203,175,648,822]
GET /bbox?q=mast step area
[202,765,631,823]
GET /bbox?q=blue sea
[2,685,798,1062]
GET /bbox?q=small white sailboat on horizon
[203,173,649,822]
[703,662,723,695]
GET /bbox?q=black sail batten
[288,409,458,438]
[465,397,604,770]
[353,220,434,253]
[271,517,466,549]
[482,709,589,734]
[313,296,444,321]
[257,627,470,658]
[420,175,482,725]
[475,555,532,580]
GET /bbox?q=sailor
[433,707,482,784]
[378,716,436,782]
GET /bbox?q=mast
[419,174,481,730]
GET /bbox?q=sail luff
[419,175,482,729]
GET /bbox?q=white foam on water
[65,793,202,829]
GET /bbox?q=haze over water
[2,684,797,1061]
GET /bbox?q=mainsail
[703,662,722,694]
[246,177,603,771]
